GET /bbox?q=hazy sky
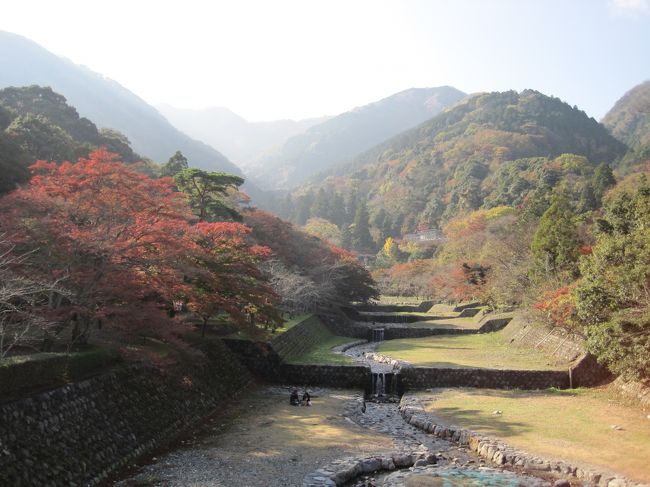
[2,0,649,121]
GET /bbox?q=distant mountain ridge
[0,31,242,176]
[277,89,627,239]
[157,104,330,170]
[602,80,650,150]
[252,86,467,189]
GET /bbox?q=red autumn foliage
[532,284,578,330]
[0,149,277,342]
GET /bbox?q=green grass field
[376,331,563,370]
[419,387,650,483]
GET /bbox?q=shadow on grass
[433,405,532,438]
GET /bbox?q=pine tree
[161,150,189,177]
[340,224,352,250]
[531,192,580,276]
[352,201,373,251]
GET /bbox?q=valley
[0,3,649,486]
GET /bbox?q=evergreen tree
[578,182,599,213]
[340,224,353,250]
[330,192,347,227]
[161,150,189,177]
[311,188,331,220]
[592,162,616,199]
[351,200,373,251]
[531,192,580,276]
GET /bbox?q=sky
[1,0,649,121]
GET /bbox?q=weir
[372,328,385,341]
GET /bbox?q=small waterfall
[372,328,385,341]
[371,372,400,397]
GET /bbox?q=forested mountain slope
[279,90,626,242]
[0,86,144,193]
[603,80,650,150]
[0,31,241,175]
[602,80,650,170]
[254,86,466,189]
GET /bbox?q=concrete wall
[0,339,252,487]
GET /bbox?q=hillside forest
[0,75,649,383]
[272,87,650,381]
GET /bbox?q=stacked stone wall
[279,364,371,391]
[0,339,252,487]
[401,366,569,390]
[502,313,584,363]
[270,315,329,360]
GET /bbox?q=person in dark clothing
[301,391,311,406]
[290,389,300,406]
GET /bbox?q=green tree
[575,178,650,379]
[531,192,580,276]
[173,168,244,221]
[161,150,189,177]
[592,162,616,198]
[340,224,352,250]
[351,200,373,251]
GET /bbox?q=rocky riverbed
[115,384,555,487]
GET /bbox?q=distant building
[401,228,446,243]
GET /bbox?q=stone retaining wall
[270,315,329,360]
[502,313,585,363]
[354,301,434,313]
[222,338,282,380]
[280,364,371,391]
[400,366,570,390]
[399,394,647,487]
[0,339,253,487]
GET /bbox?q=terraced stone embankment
[399,393,649,487]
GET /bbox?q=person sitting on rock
[290,389,300,406]
[301,391,311,406]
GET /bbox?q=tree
[574,176,650,379]
[0,237,70,357]
[340,224,352,250]
[351,200,374,251]
[592,162,616,199]
[303,217,341,245]
[188,222,279,336]
[173,168,244,221]
[531,192,581,277]
[1,149,195,344]
[161,150,188,177]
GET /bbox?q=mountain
[157,104,330,170]
[253,86,467,189]
[0,85,145,193]
[0,31,242,176]
[602,80,650,170]
[278,89,627,241]
[602,80,650,150]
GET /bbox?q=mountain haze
[157,104,330,170]
[254,86,467,189]
[0,31,242,176]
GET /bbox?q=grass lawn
[376,331,563,370]
[419,387,650,483]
